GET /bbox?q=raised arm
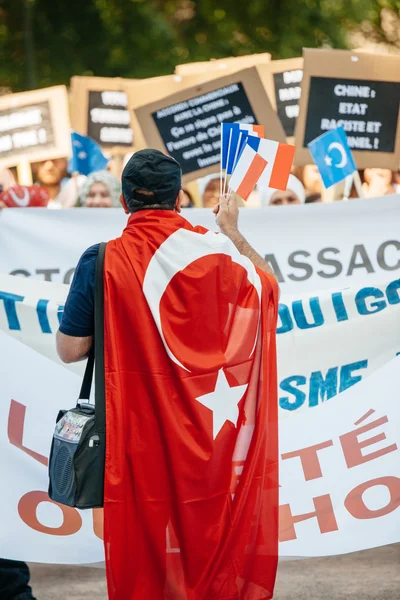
[213,194,279,283]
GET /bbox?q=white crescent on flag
[142,227,262,372]
[327,141,348,168]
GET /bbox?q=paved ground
[29,543,400,599]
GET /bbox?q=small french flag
[221,123,264,174]
[238,124,265,137]
[229,138,296,201]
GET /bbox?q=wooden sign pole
[342,174,354,201]
[353,171,364,198]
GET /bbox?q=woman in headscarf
[261,174,306,207]
[197,174,220,208]
[197,174,245,208]
[77,170,121,208]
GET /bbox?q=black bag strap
[78,350,94,402]
[94,242,106,432]
[77,243,106,434]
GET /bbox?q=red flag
[0,185,50,207]
[103,210,279,599]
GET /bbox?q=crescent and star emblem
[324,142,348,169]
[142,227,262,438]
[9,187,30,207]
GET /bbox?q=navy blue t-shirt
[59,244,100,337]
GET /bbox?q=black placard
[273,69,302,137]
[304,76,400,152]
[0,101,54,159]
[88,90,133,146]
[151,82,258,175]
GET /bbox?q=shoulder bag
[48,242,106,509]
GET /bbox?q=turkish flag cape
[103,210,279,600]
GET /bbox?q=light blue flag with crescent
[308,127,356,189]
[68,131,109,176]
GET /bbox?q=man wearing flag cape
[57,149,279,600]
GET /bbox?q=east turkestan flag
[307,126,356,189]
[69,131,109,176]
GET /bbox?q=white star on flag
[324,155,332,166]
[195,369,248,439]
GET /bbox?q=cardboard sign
[70,76,136,152]
[126,74,227,150]
[130,73,248,110]
[175,52,271,75]
[134,67,286,182]
[0,86,70,168]
[295,49,400,168]
[264,58,303,140]
[175,53,271,76]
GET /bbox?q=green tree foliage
[0,0,398,92]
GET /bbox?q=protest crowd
[1,157,399,211]
[0,47,399,211]
[0,17,400,600]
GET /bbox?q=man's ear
[174,189,183,213]
[119,193,129,214]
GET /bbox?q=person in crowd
[245,187,262,208]
[294,164,323,196]
[198,175,247,208]
[305,193,322,203]
[261,174,306,206]
[362,168,396,198]
[181,188,195,208]
[54,174,87,209]
[198,174,220,208]
[0,558,36,600]
[76,170,121,208]
[31,158,69,202]
[56,149,279,599]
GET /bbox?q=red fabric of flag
[103,210,279,600]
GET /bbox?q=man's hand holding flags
[220,122,296,201]
[219,121,359,203]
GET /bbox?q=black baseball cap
[122,149,182,208]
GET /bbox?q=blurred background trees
[0,0,399,92]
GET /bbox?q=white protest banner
[277,275,400,417]
[0,331,104,564]
[0,274,84,376]
[279,354,400,557]
[0,331,399,563]
[1,273,399,418]
[0,196,399,293]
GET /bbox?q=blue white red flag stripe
[229,138,295,200]
[228,144,267,201]
[238,124,264,137]
[221,123,264,173]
